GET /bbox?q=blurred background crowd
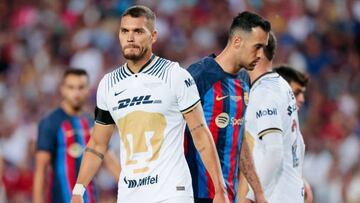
[0,0,359,202]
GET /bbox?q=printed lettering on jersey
[255,108,278,119]
[184,78,195,88]
[215,112,243,128]
[287,104,297,116]
[124,174,159,188]
[113,95,162,110]
[118,111,166,174]
[288,89,295,100]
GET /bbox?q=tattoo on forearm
[190,123,204,132]
[240,142,262,192]
[85,147,104,160]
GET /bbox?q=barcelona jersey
[185,54,250,202]
[37,108,97,203]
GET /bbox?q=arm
[246,131,284,201]
[183,104,229,203]
[103,150,121,181]
[239,135,266,203]
[70,123,115,203]
[304,179,313,203]
[33,151,51,203]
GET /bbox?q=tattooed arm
[184,103,229,203]
[239,135,267,203]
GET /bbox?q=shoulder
[250,73,285,103]
[187,56,215,78]
[39,108,67,130]
[102,65,128,88]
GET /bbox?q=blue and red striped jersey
[37,108,97,203]
[185,55,250,202]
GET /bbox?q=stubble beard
[123,47,148,62]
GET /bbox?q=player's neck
[215,48,240,75]
[249,61,273,85]
[126,52,153,73]
[61,101,82,116]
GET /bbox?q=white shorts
[158,196,194,203]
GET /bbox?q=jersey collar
[124,54,157,74]
[251,71,278,87]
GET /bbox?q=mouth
[124,45,140,49]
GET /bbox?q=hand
[70,195,84,203]
[304,180,313,203]
[213,191,230,203]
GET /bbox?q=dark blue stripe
[222,79,236,180]
[143,58,162,74]
[148,58,165,75]
[216,80,228,174]
[115,68,120,82]
[56,125,71,202]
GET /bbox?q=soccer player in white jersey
[242,32,306,203]
[274,65,313,203]
[70,5,229,203]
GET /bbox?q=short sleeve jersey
[185,55,250,201]
[95,55,200,202]
[245,72,305,203]
[37,108,96,203]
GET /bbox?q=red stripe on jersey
[227,79,244,200]
[47,170,54,203]
[63,121,76,191]
[184,132,188,155]
[80,118,91,143]
[206,81,224,198]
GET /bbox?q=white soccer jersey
[96,55,200,202]
[245,72,305,203]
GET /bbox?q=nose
[127,31,134,42]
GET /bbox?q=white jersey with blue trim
[245,72,305,203]
[96,55,200,202]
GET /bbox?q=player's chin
[245,64,255,71]
[123,52,143,61]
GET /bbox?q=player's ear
[151,30,158,43]
[232,34,242,49]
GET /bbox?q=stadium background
[0,0,359,202]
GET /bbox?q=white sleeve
[171,63,200,113]
[95,74,115,125]
[247,131,284,201]
[250,88,283,139]
[96,75,109,111]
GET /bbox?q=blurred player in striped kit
[33,69,120,203]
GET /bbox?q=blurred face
[290,81,306,109]
[119,15,157,61]
[61,74,89,111]
[236,27,269,70]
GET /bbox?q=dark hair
[62,68,89,81]
[274,65,309,87]
[122,5,156,30]
[229,11,271,38]
[264,31,277,61]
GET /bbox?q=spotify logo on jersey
[215,112,229,128]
